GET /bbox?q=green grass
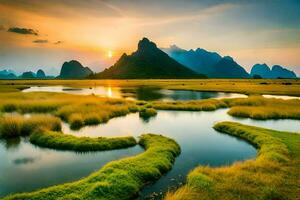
[3,134,181,200]
[165,122,300,200]
[153,99,227,111]
[0,114,61,138]
[0,92,139,129]
[30,131,137,152]
[139,108,157,118]
[225,96,300,120]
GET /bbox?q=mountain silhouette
[163,45,249,78]
[162,45,222,76]
[250,64,297,78]
[20,71,36,79]
[0,70,17,79]
[36,69,46,78]
[210,56,250,78]
[92,38,204,79]
[58,60,93,79]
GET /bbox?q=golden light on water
[107,87,113,97]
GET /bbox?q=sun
[108,50,113,58]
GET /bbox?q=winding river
[0,87,299,198]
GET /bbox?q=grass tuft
[0,114,61,138]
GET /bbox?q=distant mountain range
[91,38,204,79]
[250,64,297,79]
[0,70,17,79]
[0,69,54,79]
[58,60,93,79]
[1,38,298,80]
[162,45,249,78]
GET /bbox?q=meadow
[0,79,299,200]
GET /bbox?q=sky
[0,0,300,76]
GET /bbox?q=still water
[1,109,299,198]
[22,86,247,101]
[61,109,300,199]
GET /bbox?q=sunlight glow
[108,50,113,58]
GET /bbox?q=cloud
[54,41,63,45]
[33,39,48,43]
[8,27,38,35]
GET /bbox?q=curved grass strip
[153,99,227,111]
[166,122,300,200]
[4,134,181,200]
[30,131,137,152]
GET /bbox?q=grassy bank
[225,96,300,119]
[0,92,139,129]
[0,114,61,138]
[153,99,227,111]
[152,96,300,120]
[30,131,137,152]
[1,79,300,96]
[4,134,180,200]
[166,122,300,200]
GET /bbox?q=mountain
[250,64,297,78]
[163,45,249,78]
[20,71,36,79]
[162,45,222,75]
[36,69,46,78]
[0,70,17,79]
[92,38,204,79]
[58,60,93,79]
[210,56,250,78]
[271,65,297,78]
[250,64,271,78]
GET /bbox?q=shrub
[139,108,157,118]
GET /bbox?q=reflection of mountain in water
[164,90,219,101]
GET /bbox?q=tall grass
[153,99,227,111]
[4,134,181,200]
[30,131,137,152]
[225,96,300,119]
[0,114,61,138]
[165,122,300,200]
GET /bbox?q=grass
[0,92,139,129]
[30,131,137,152]
[0,114,138,152]
[225,96,300,120]
[0,114,61,138]
[139,108,157,118]
[3,134,181,200]
[153,99,227,111]
[165,122,300,200]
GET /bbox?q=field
[0,79,299,200]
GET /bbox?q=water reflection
[61,109,300,199]
[0,138,143,197]
[23,86,247,101]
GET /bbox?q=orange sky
[0,0,299,75]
